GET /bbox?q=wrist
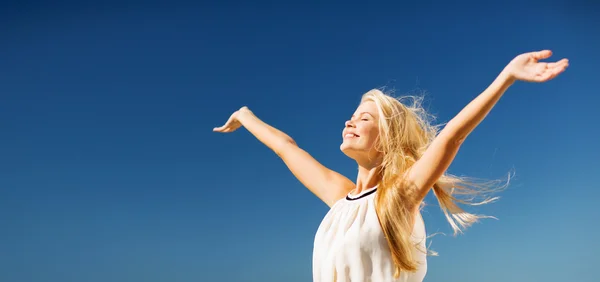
[498,68,516,86]
[237,107,254,122]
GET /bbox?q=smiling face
[340,100,382,164]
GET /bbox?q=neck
[355,160,381,194]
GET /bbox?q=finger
[531,50,552,60]
[535,65,566,82]
[536,72,554,82]
[547,58,569,68]
[545,62,569,77]
[223,125,240,133]
[213,125,228,132]
[213,115,235,131]
[552,63,568,75]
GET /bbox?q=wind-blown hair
[362,89,509,278]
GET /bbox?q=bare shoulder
[277,142,355,207]
[323,171,356,206]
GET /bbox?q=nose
[345,120,355,128]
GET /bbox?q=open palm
[506,50,569,83]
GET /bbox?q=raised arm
[406,50,569,203]
[213,107,355,207]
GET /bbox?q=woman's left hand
[504,50,569,83]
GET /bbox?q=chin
[340,142,352,153]
[340,144,359,160]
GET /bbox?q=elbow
[440,121,467,146]
[453,135,466,146]
[274,138,297,156]
[438,128,465,147]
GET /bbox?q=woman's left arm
[407,50,569,202]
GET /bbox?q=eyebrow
[352,112,375,118]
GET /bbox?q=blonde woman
[213,50,568,282]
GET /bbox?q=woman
[213,50,568,282]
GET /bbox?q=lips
[343,132,360,138]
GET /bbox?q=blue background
[1,1,598,281]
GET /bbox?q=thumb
[531,50,552,60]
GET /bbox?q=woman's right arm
[214,107,355,207]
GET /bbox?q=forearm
[441,69,515,143]
[237,110,296,154]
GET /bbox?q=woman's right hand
[212,106,251,133]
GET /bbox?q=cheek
[359,127,380,146]
[370,128,382,147]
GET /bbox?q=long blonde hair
[362,89,509,278]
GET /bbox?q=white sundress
[312,186,428,282]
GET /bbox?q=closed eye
[350,112,375,122]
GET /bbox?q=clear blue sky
[1,1,598,281]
